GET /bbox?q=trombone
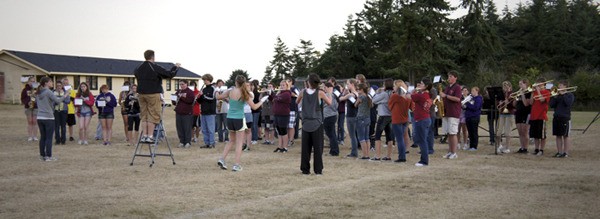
[531,80,553,88]
[509,86,533,99]
[534,86,577,100]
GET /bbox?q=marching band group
[21,50,576,174]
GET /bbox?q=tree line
[255,0,599,109]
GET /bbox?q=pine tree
[225,69,250,87]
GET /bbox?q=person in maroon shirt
[173,80,195,148]
[409,78,433,166]
[271,80,292,153]
[440,71,462,159]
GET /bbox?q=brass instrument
[435,82,445,117]
[531,80,553,88]
[461,94,473,106]
[28,88,37,108]
[534,86,577,100]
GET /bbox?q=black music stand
[582,111,600,134]
[486,86,503,155]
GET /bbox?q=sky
[1,0,533,81]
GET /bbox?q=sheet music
[170,94,178,101]
[434,76,441,83]
[333,90,341,97]
[64,85,72,91]
[348,96,356,104]
[546,83,553,90]
[408,86,415,93]
[121,86,129,92]
[74,98,83,106]
[97,100,106,107]
[369,88,376,97]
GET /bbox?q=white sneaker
[83,141,89,145]
[443,152,452,159]
[33,137,39,141]
[217,158,227,170]
[177,143,184,148]
[497,145,504,154]
[251,141,257,145]
[184,143,191,148]
[502,148,511,153]
[28,137,33,142]
[462,144,469,150]
[415,162,427,167]
[78,140,83,145]
[448,153,458,159]
[45,157,58,162]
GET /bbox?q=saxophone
[434,83,445,117]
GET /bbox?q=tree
[225,69,250,87]
[261,66,274,87]
[263,37,292,84]
[290,40,319,77]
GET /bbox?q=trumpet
[534,86,577,100]
[461,95,473,106]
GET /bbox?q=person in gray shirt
[322,82,339,156]
[35,77,69,161]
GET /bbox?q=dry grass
[0,103,599,218]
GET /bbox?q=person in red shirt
[190,81,201,143]
[389,80,412,162]
[409,78,433,166]
[440,71,462,159]
[528,78,551,156]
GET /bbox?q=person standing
[173,80,195,148]
[464,87,483,150]
[96,85,117,145]
[355,83,373,160]
[21,76,39,141]
[36,77,69,161]
[76,82,95,145]
[296,74,332,174]
[134,50,179,143]
[372,79,394,161]
[271,80,292,153]
[329,77,346,146]
[259,83,275,145]
[322,82,339,156]
[250,80,262,145]
[61,78,77,142]
[53,81,70,145]
[190,81,201,143]
[389,80,411,163]
[458,86,469,150]
[410,78,432,166]
[118,81,131,142]
[514,79,532,153]
[216,75,266,171]
[288,78,300,146]
[440,71,462,159]
[529,78,551,155]
[215,79,229,143]
[496,81,515,153]
[125,84,141,146]
[340,79,359,158]
[549,80,575,158]
[198,74,217,148]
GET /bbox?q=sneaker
[242,144,249,151]
[251,141,257,145]
[177,143,184,148]
[559,153,569,158]
[83,141,89,145]
[468,148,477,151]
[273,148,281,153]
[103,141,108,146]
[382,157,391,161]
[45,157,58,162]
[415,162,427,167]
[360,156,370,160]
[462,144,469,150]
[69,137,75,141]
[442,152,452,159]
[184,143,191,148]
[28,137,33,142]
[411,144,418,148]
[394,159,406,163]
[288,140,295,147]
[339,141,344,145]
[217,159,227,170]
[369,157,381,161]
[263,141,271,145]
[33,137,39,141]
[39,156,45,161]
[78,140,83,145]
[192,138,197,143]
[501,148,511,153]
[533,149,539,155]
[280,148,288,153]
[553,152,562,158]
[146,137,155,143]
[448,153,458,159]
[497,145,504,154]
[346,154,357,158]
[232,164,243,172]
[516,148,528,154]
[370,146,375,152]
[536,150,544,156]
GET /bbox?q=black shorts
[514,112,529,124]
[67,114,76,126]
[262,116,273,129]
[552,117,570,137]
[98,112,114,119]
[529,120,546,139]
[127,115,141,131]
[375,116,393,142]
[274,115,289,135]
[192,116,200,128]
[227,118,246,132]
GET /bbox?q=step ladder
[130,104,176,167]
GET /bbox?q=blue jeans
[54,110,67,143]
[216,113,229,142]
[346,117,358,156]
[414,118,431,165]
[201,114,216,145]
[356,117,371,142]
[337,112,345,142]
[324,116,339,155]
[38,119,55,157]
[251,112,260,141]
[392,123,407,160]
[428,118,436,154]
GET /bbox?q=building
[0,49,202,104]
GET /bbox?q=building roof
[1,50,201,78]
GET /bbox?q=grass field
[0,104,599,218]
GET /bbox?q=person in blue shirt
[96,85,118,145]
[549,80,575,158]
[464,87,483,150]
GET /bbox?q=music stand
[486,86,503,155]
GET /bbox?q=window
[166,79,172,91]
[74,76,80,89]
[130,77,136,85]
[106,77,112,90]
[86,76,98,90]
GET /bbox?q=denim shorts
[79,111,92,118]
[98,112,114,119]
